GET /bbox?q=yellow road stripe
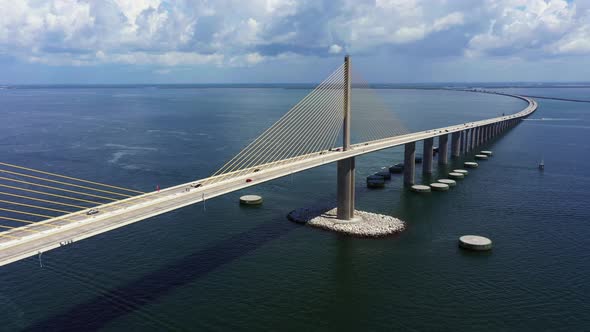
[0,208,69,224]
[0,199,72,214]
[0,224,39,233]
[0,183,103,205]
[0,192,87,209]
[0,169,134,198]
[0,162,144,194]
[0,215,58,227]
[0,229,20,239]
[0,177,118,201]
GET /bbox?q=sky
[0,0,589,84]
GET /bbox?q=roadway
[0,94,537,267]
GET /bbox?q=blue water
[0,86,588,331]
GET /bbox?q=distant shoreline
[1,83,590,90]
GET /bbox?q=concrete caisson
[411,185,431,193]
[389,163,404,173]
[366,175,385,188]
[459,235,492,251]
[375,171,391,180]
[430,183,449,191]
[448,172,464,179]
[240,195,263,205]
[438,179,456,186]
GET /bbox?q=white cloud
[0,0,588,70]
[432,12,465,32]
[328,44,343,54]
[466,0,584,57]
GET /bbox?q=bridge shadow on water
[25,218,297,332]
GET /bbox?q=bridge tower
[337,55,355,220]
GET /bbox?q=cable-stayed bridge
[0,56,537,266]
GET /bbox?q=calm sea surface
[0,85,588,331]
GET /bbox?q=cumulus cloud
[0,0,588,69]
[328,44,343,54]
[465,0,588,57]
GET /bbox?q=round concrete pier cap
[453,169,468,175]
[411,184,431,192]
[464,162,479,168]
[481,150,493,156]
[459,235,492,251]
[430,183,449,191]
[438,179,456,186]
[475,154,488,160]
[448,172,464,179]
[240,195,263,205]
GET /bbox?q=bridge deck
[0,94,537,267]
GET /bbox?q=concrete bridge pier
[470,128,475,151]
[404,142,416,186]
[465,129,473,153]
[477,127,483,146]
[337,157,355,220]
[336,54,355,221]
[451,132,460,158]
[423,137,433,173]
[438,134,448,165]
[459,131,465,155]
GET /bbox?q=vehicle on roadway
[246,178,253,183]
[190,183,202,188]
[253,168,260,172]
[86,209,99,215]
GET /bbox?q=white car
[86,208,99,215]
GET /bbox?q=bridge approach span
[0,94,537,267]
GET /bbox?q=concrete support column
[470,128,475,151]
[477,127,483,146]
[337,157,355,220]
[336,55,354,221]
[438,134,448,165]
[404,142,416,186]
[459,131,465,154]
[468,129,473,152]
[423,137,434,174]
[451,132,460,158]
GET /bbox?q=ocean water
[0,86,588,331]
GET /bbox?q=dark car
[246,178,253,183]
[86,208,99,215]
[191,183,202,188]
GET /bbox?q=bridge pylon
[337,55,355,220]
